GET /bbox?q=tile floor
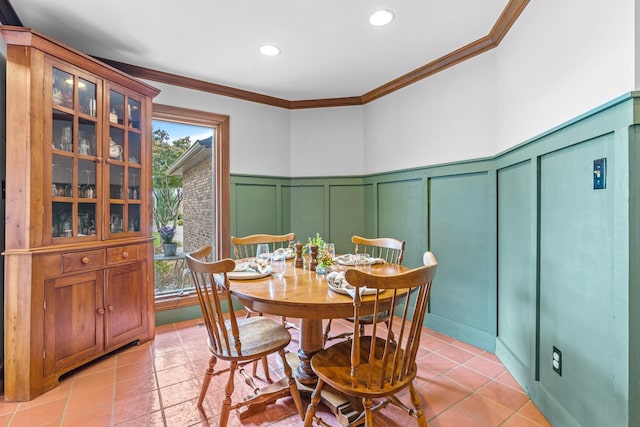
[0,313,551,426]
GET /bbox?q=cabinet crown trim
[1,25,160,97]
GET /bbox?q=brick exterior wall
[182,158,212,253]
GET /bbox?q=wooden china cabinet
[2,27,160,401]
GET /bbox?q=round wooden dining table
[228,258,408,386]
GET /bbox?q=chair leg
[197,355,217,408]
[384,319,395,343]
[279,349,304,419]
[304,379,325,427]
[409,383,428,427]
[261,356,273,383]
[283,316,300,332]
[220,361,237,427]
[322,319,332,346]
[251,355,272,383]
[363,398,374,426]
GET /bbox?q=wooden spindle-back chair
[231,232,296,259]
[352,235,405,265]
[323,235,406,345]
[186,246,304,426]
[305,252,438,426]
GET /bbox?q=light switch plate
[593,158,606,190]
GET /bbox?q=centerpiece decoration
[315,250,335,274]
[159,225,177,256]
[303,233,334,273]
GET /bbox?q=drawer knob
[97,308,105,315]
[122,251,129,258]
[81,257,90,264]
[107,305,115,312]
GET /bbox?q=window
[152,104,230,311]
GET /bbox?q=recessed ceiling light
[369,9,394,26]
[260,44,281,56]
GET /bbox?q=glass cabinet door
[106,87,144,237]
[48,64,101,242]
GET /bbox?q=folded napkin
[327,271,353,291]
[335,254,385,265]
[234,258,270,274]
[327,271,382,296]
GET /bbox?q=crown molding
[362,0,529,104]
[96,58,291,109]
[5,0,529,109]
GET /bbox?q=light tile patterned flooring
[0,313,551,426]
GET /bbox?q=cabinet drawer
[107,245,140,265]
[62,249,106,273]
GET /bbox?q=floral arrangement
[317,251,335,269]
[158,225,176,244]
[304,232,325,251]
[304,233,334,269]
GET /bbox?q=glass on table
[355,253,371,272]
[255,243,269,260]
[255,243,271,270]
[324,243,335,260]
[271,248,287,279]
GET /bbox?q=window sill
[155,292,199,312]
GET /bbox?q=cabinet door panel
[46,59,103,245]
[105,262,148,351]
[104,84,146,239]
[44,272,104,376]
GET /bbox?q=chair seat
[210,316,292,361]
[346,310,390,325]
[311,336,416,399]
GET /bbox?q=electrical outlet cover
[552,346,562,376]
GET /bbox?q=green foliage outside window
[152,129,190,231]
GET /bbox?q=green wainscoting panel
[328,184,369,254]
[155,305,203,326]
[428,171,496,350]
[376,178,428,268]
[628,124,640,427]
[281,185,292,235]
[230,176,292,238]
[539,133,626,427]
[496,160,536,389]
[289,184,326,244]
[233,183,279,236]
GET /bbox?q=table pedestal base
[300,382,363,426]
[289,318,362,426]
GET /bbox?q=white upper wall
[151,82,292,177]
[290,106,364,176]
[150,0,637,177]
[363,51,497,175]
[495,0,636,153]
[636,2,640,90]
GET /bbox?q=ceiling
[9,0,513,102]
